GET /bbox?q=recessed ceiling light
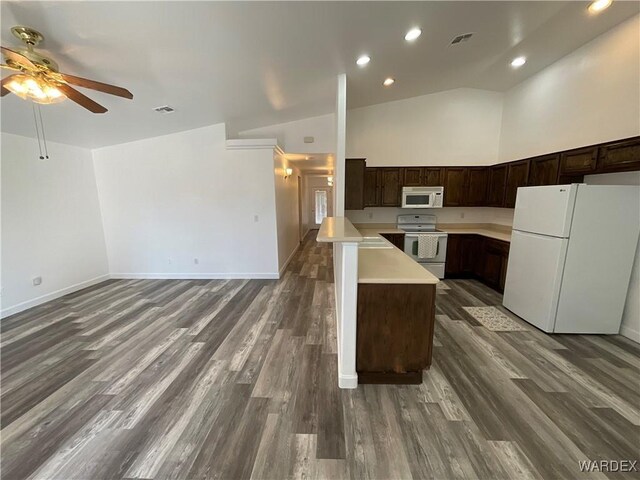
[383,77,395,86]
[588,0,613,14]
[405,28,422,42]
[356,55,371,66]
[510,56,526,68]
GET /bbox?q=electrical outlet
[32,276,42,286]
[194,258,199,265]
[254,215,259,223]
[368,212,373,220]
[167,258,172,265]
[460,212,465,219]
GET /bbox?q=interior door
[311,187,333,228]
[503,230,568,332]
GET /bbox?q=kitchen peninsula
[318,217,438,386]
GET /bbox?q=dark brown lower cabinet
[380,233,405,250]
[445,234,510,292]
[357,283,436,384]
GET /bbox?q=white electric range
[397,214,448,279]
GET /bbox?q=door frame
[311,186,333,228]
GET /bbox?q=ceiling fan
[1,26,133,113]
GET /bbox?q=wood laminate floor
[1,231,639,479]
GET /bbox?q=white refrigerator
[503,184,640,334]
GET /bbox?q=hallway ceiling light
[356,55,371,66]
[383,77,395,86]
[510,56,526,68]
[588,0,613,14]
[405,28,422,42]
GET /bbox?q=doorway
[297,176,303,243]
[311,187,333,228]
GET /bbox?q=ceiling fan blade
[1,46,36,69]
[1,74,18,96]
[59,73,133,99]
[56,83,108,113]
[1,63,22,72]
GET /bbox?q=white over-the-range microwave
[401,186,444,208]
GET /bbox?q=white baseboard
[1,274,111,319]
[109,272,280,280]
[279,245,300,277]
[338,372,358,389]
[619,324,640,344]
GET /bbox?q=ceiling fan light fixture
[5,74,65,104]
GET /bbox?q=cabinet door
[504,160,530,208]
[445,235,462,277]
[560,147,597,175]
[381,233,404,249]
[460,235,480,274]
[598,137,640,173]
[423,168,444,186]
[403,167,423,186]
[466,168,489,206]
[345,158,366,210]
[529,154,560,186]
[487,165,507,207]
[499,248,510,292]
[364,168,380,207]
[443,168,468,206]
[379,168,401,206]
[480,239,510,292]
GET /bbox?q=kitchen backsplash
[345,207,515,226]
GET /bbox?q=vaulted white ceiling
[1,1,638,148]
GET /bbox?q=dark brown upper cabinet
[363,167,380,207]
[528,154,560,186]
[379,168,401,206]
[423,168,444,186]
[443,168,468,206]
[402,167,423,186]
[466,168,489,206]
[598,138,640,173]
[345,158,366,210]
[560,146,598,175]
[504,160,530,208]
[343,136,639,211]
[487,165,507,207]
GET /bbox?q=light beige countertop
[354,226,439,285]
[352,223,405,235]
[317,217,363,243]
[436,223,512,242]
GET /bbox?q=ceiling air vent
[450,33,473,45]
[153,105,175,114]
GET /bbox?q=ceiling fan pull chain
[31,102,44,160]
[37,104,50,159]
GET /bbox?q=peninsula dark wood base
[358,370,424,384]
[356,283,436,384]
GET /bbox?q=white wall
[239,113,336,154]
[92,123,281,278]
[585,172,640,343]
[347,88,504,167]
[346,207,514,227]
[273,150,301,273]
[499,14,640,162]
[1,133,109,316]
